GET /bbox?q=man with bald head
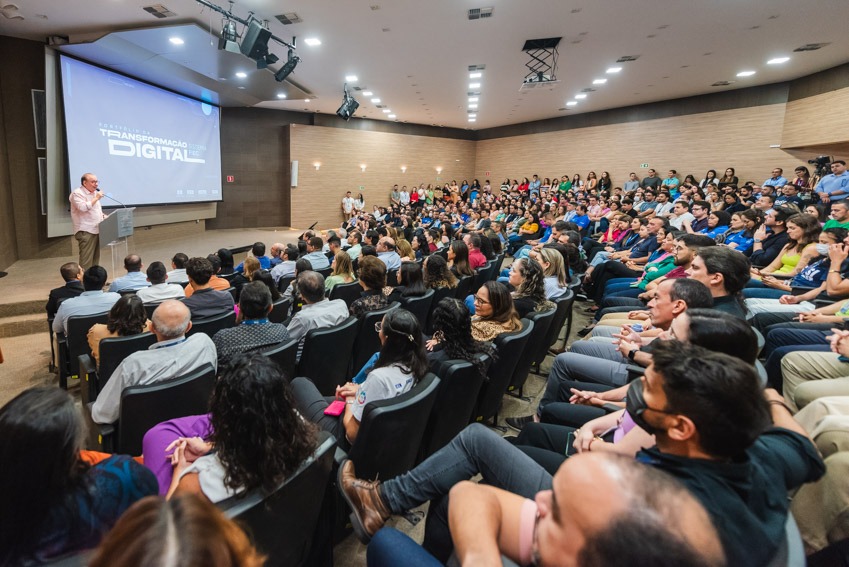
[376,237,401,270]
[269,242,286,267]
[90,299,217,424]
[108,254,150,292]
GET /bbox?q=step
[0,313,50,339]
[0,299,44,319]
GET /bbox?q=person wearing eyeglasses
[291,309,428,448]
[471,281,523,342]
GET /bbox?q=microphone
[97,188,128,208]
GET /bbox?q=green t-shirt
[823,218,849,231]
[558,181,572,193]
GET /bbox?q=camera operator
[816,160,849,204]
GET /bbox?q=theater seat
[472,319,534,425]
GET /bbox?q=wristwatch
[627,348,638,361]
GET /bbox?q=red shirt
[468,248,487,270]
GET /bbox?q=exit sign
[639,163,649,169]
[226,175,235,183]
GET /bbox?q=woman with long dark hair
[142,354,317,499]
[87,294,149,366]
[217,248,235,275]
[0,388,157,564]
[422,254,458,290]
[426,298,495,373]
[412,233,430,260]
[291,309,429,447]
[471,281,522,341]
[390,261,428,300]
[448,240,474,278]
[250,268,281,301]
[508,257,556,318]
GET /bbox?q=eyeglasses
[473,295,490,305]
[374,321,383,332]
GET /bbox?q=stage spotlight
[336,83,360,121]
[218,18,240,53]
[274,49,300,82]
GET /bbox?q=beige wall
[782,85,849,150]
[290,124,476,230]
[475,104,797,188]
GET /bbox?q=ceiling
[1,0,848,130]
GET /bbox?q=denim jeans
[367,528,443,567]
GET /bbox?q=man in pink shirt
[69,172,106,268]
[464,233,487,271]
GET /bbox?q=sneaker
[337,459,392,544]
[506,415,534,431]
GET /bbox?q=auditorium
[1,0,848,565]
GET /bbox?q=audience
[135,260,186,302]
[86,294,150,366]
[46,261,84,319]
[422,254,458,289]
[183,256,235,318]
[212,281,289,365]
[350,255,390,317]
[286,270,349,360]
[471,281,522,341]
[108,254,150,293]
[52,265,121,335]
[166,252,189,283]
[325,250,356,291]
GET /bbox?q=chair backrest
[269,297,293,324]
[186,310,237,338]
[400,289,435,329]
[220,431,337,567]
[117,363,216,455]
[226,286,239,301]
[472,320,534,423]
[524,306,558,370]
[348,373,440,480]
[543,290,574,352]
[434,248,449,260]
[316,267,332,279]
[118,289,137,297]
[454,275,474,300]
[278,275,296,293]
[420,355,490,459]
[471,261,496,294]
[328,280,364,307]
[297,316,360,395]
[425,286,459,334]
[260,337,299,381]
[96,332,157,394]
[66,312,110,377]
[350,302,400,373]
[507,314,553,393]
[386,268,399,287]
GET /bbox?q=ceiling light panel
[304,38,321,46]
[736,70,756,77]
[767,57,790,64]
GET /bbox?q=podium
[100,208,135,276]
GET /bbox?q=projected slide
[60,55,222,206]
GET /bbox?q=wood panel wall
[782,85,849,149]
[476,104,794,190]
[289,125,476,230]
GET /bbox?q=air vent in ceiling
[468,64,486,71]
[558,107,570,111]
[616,55,640,62]
[467,91,481,97]
[711,80,734,86]
[352,86,365,91]
[581,87,597,93]
[468,7,494,20]
[375,104,386,109]
[275,12,302,25]
[142,4,176,18]
[793,43,830,52]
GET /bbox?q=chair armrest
[815,298,837,308]
[334,446,349,466]
[601,402,625,413]
[625,364,645,381]
[78,355,98,405]
[84,402,114,452]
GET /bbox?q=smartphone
[324,400,347,416]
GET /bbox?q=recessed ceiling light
[469,82,481,89]
[362,91,373,96]
[371,98,381,103]
[468,118,476,122]
[304,99,310,103]
[382,109,391,113]
[276,93,286,99]
[736,70,756,77]
[468,113,477,118]
[388,114,396,118]
[345,75,358,82]
[468,97,479,103]
[592,78,607,84]
[169,37,184,45]
[304,38,321,46]
[767,57,790,65]
[469,72,482,79]
[566,101,578,106]
[235,72,247,78]
[575,94,587,99]
[468,104,478,109]
[606,67,622,73]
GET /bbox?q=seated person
[350,256,390,317]
[135,261,186,303]
[506,257,555,318]
[87,294,150,366]
[108,254,150,293]
[184,254,232,297]
[52,265,121,335]
[183,257,235,318]
[141,354,316,500]
[91,300,217,424]
[166,252,190,283]
[750,213,820,281]
[46,261,84,320]
[291,309,428,449]
[0,387,157,564]
[471,281,522,342]
[424,298,494,372]
[212,282,289,365]
[286,270,349,360]
[90,493,264,566]
[234,241,270,272]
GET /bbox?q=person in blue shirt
[529,174,541,197]
[722,212,756,255]
[234,242,271,273]
[816,160,849,203]
[699,211,731,239]
[762,167,788,190]
[572,204,591,233]
[774,184,804,209]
